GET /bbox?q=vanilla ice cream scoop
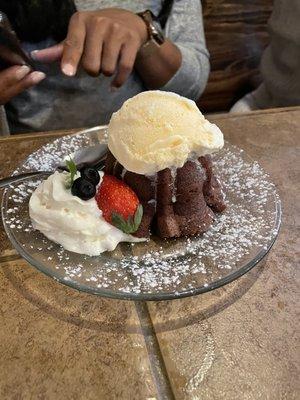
[108,91,224,175]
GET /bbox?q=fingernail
[31,50,39,60]
[30,71,46,84]
[62,63,75,76]
[16,65,31,80]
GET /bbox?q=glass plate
[1,127,281,300]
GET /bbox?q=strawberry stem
[111,204,143,234]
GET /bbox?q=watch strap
[137,10,165,46]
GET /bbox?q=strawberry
[95,174,143,234]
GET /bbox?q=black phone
[0,11,35,71]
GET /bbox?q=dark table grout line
[0,133,60,143]
[2,252,176,397]
[0,253,22,264]
[0,249,175,396]
[0,130,78,143]
[135,301,175,400]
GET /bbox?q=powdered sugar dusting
[1,128,281,299]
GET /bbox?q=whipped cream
[29,171,143,256]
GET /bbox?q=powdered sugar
[1,128,281,300]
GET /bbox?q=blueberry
[80,167,100,185]
[71,178,96,200]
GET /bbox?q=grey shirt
[5,0,209,134]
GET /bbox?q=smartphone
[0,12,35,71]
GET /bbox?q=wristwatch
[137,10,165,47]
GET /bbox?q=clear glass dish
[1,127,281,300]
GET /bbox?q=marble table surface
[0,107,299,400]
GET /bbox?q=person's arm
[0,66,45,106]
[34,8,182,89]
[135,0,210,99]
[134,39,182,89]
[32,8,151,88]
[156,0,210,100]
[32,1,209,99]
[0,65,45,135]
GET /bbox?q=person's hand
[0,65,45,105]
[32,8,148,88]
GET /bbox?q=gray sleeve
[160,0,210,101]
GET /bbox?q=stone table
[0,107,299,399]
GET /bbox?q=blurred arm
[135,0,210,100]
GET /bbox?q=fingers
[101,31,122,77]
[61,12,87,76]
[112,40,139,88]
[9,71,46,95]
[0,66,45,105]
[0,65,30,90]
[29,11,140,87]
[81,21,105,76]
[31,43,64,63]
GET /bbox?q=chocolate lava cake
[105,151,226,239]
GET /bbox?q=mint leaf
[65,158,77,189]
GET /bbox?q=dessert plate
[1,127,281,300]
